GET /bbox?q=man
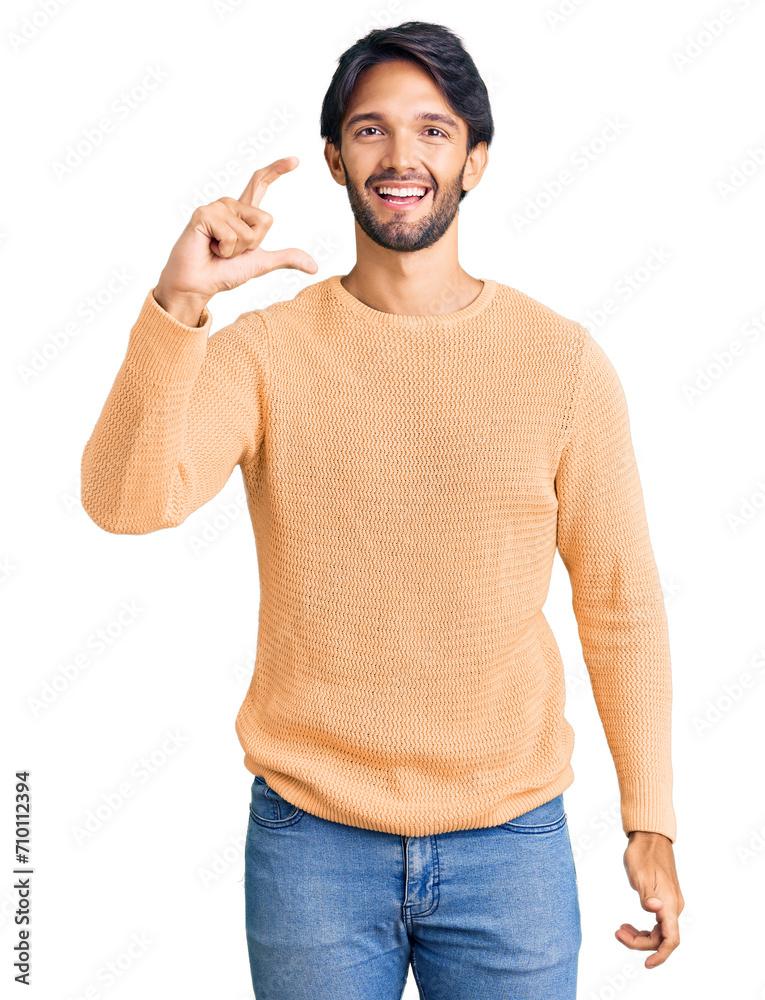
[81,19,684,999]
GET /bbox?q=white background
[3,0,765,997]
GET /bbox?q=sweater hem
[242,752,576,837]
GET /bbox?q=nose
[379,130,419,178]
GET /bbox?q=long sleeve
[81,287,269,534]
[555,333,676,843]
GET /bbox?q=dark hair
[320,21,494,202]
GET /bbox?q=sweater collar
[327,273,498,329]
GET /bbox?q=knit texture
[81,274,676,842]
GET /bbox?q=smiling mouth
[371,183,431,205]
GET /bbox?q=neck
[341,223,483,316]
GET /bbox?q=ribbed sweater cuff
[124,287,213,383]
[620,774,677,844]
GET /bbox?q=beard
[340,153,465,252]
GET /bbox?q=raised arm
[80,291,268,533]
[80,156,318,534]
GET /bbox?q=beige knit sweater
[81,274,676,842]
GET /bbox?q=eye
[355,126,447,138]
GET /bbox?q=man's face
[331,59,472,253]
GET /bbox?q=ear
[461,141,489,194]
[324,140,347,187]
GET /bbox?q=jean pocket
[500,793,567,834]
[248,775,305,828]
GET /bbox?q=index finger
[239,156,300,207]
[647,905,680,968]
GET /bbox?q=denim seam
[421,834,441,917]
[395,959,409,1000]
[410,946,428,1000]
[500,814,567,834]
[248,803,305,829]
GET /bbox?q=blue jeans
[244,775,582,999]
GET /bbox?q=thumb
[642,896,663,910]
[259,247,319,275]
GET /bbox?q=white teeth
[376,186,427,197]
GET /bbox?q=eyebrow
[343,111,460,133]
